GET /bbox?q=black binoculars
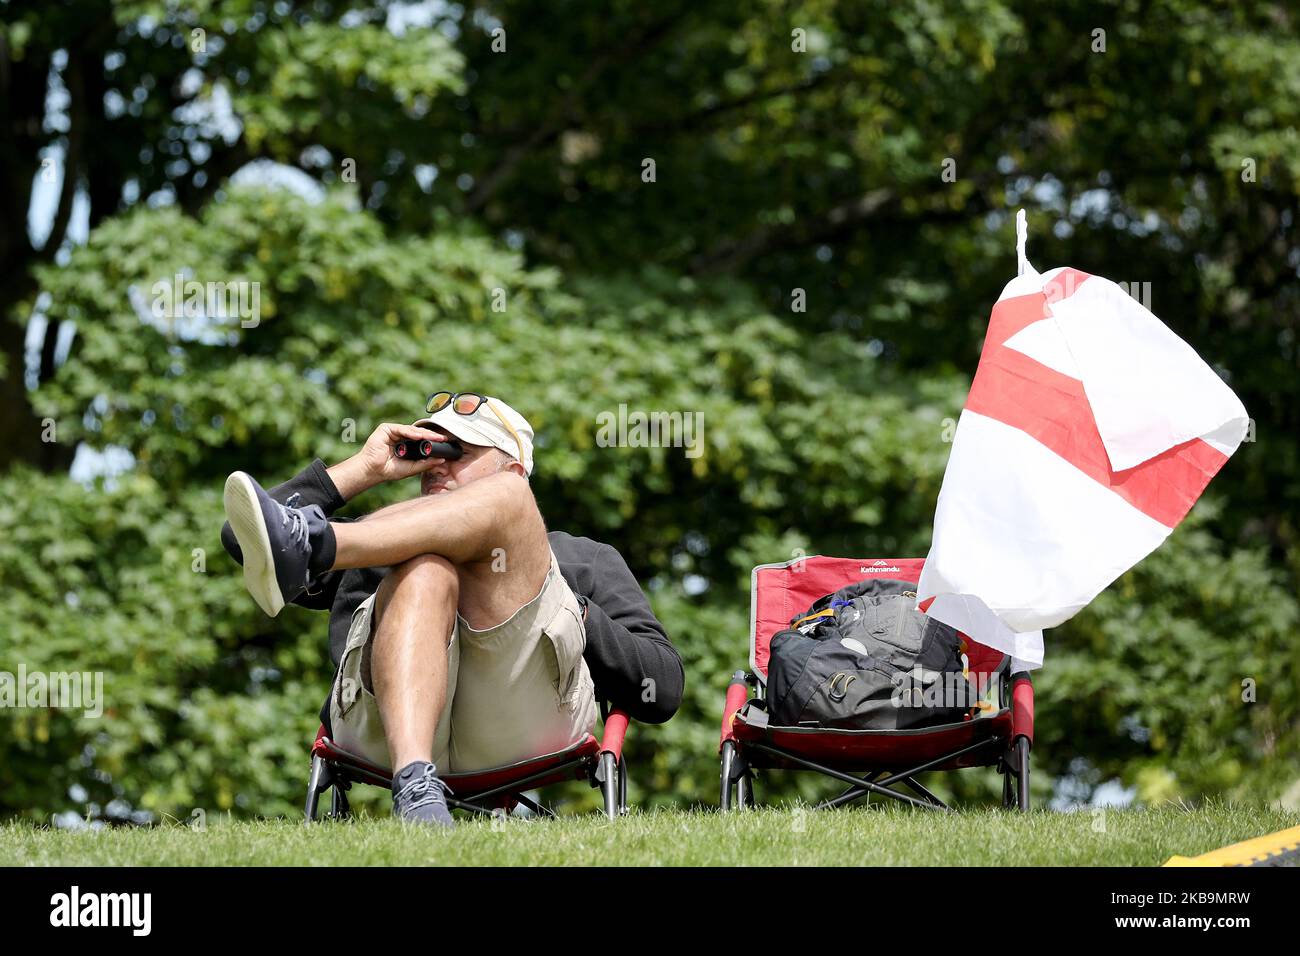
[393,438,464,461]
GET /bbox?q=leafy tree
[3,186,1295,820]
[2,1,1297,820]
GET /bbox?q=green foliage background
[1,1,1297,822]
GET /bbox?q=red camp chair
[718,556,1035,812]
[306,704,631,821]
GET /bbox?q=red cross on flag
[917,212,1250,670]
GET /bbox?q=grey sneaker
[392,761,455,828]
[223,471,330,617]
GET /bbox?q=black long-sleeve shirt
[219,459,683,726]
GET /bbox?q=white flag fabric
[917,216,1249,670]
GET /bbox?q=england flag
[917,212,1250,670]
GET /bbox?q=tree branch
[690,188,896,275]
[634,71,840,139]
[41,49,87,264]
[464,12,684,214]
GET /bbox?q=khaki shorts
[329,550,597,773]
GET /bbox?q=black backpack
[766,578,978,730]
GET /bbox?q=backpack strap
[790,607,836,630]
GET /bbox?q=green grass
[4,801,1297,866]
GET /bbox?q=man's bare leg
[351,474,550,768]
[331,471,531,570]
[332,470,552,630]
[367,554,458,770]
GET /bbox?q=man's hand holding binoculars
[327,422,454,499]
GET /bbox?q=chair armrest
[1011,672,1034,746]
[599,707,631,762]
[719,671,749,751]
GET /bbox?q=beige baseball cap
[417,394,535,475]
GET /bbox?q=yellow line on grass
[1164,824,1300,867]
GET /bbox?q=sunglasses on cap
[424,390,525,466]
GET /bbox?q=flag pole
[1016,209,1029,277]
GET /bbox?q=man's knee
[366,555,459,691]
[376,553,459,615]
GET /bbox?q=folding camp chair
[306,704,630,821]
[718,556,1034,812]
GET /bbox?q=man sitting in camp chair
[220,391,683,827]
